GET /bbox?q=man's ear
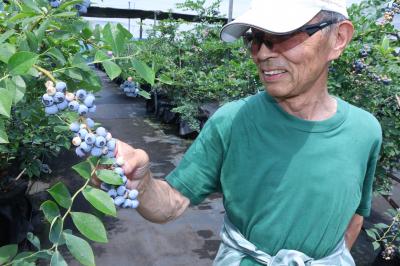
[328,20,354,61]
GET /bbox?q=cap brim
[220,4,321,42]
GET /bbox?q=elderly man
[114,0,382,265]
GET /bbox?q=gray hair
[317,10,348,34]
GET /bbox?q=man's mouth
[263,70,287,77]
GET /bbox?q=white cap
[220,0,348,42]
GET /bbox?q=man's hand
[115,140,150,190]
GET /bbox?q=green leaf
[72,160,93,180]
[0,121,9,143]
[71,54,90,72]
[0,43,16,63]
[102,23,125,56]
[0,244,18,264]
[46,47,67,66]
[8,51,38,75]
[40,200,60,223]
[99,157,116,165]
[94,50,108,61]
[96,169,124,185]
[36,18,50,45]
[138,90,151,100]
[103,61,121,80]
[365,228,378,240]
[64,233,95,266]
[53,11,78,18]
[59,0,83,9]
[381,36,390,51]
[47,182,72,209]
[131,59,155,86]
[374,223,389,230]
[50,251,67,266]
[0,88,12,118]
[27,232,40,250]
[0,29,15,44]
[82,186,116,217]
[71,212,108,243]
[11,76,26,104]
[49,216,63,244]
[372,241,380,251]
[21,0,42,13]
[158,74,174,85]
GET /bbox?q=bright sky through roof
[85,0,363,38]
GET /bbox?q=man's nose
[255,42,280,61]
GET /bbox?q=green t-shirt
[166,91,382,264]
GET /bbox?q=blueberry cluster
[100,159,139,209]
[42,80,139,209]
[41,81,96,115]
[353,59,367,73]
[382,244,397,260]
[353,48,393,86]
[75,0,91,14]
[381,1,400,24]
[120,77,140,98]
[70,124,116,158]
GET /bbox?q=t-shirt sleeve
[165,107,232,205]
[356,131,382,217]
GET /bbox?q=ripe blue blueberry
[95,136,106,147]
[80,142,92,153]
[116,185,126,196]
[69,122,80,132]
[45,105,58,115]
[86,118,95,129]
[53,92,65,103]
[57,100,68,111]
[114,167,124,176]
[85,133,96,145]
[105,151,115,158]
[78,104,89,116]
[75,147,86,157]
[88,105,97,113]
[55,81,67,92]
[78,128,88,139]
[83,94,95,107]
[128,189,139,200]
[108,189,117,198]
[50,0,60,8]
[95,127,107,137]
[130,200,139,208]
[102,146,109,155]
[121,175,127,185]
[90,147,103,157]
[114,196,125,207]
[100,182,112,191]
[42,94,54,107]
[107,139,116,151]
[122,199,133,208]
[75,89,87,101]
[68,101,79,111]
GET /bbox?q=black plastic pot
[0,178,32,247]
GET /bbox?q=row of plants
[0,0,157,265]
[115,0,400,261]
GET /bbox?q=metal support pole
[228,0,233,22]
[139,18,143,40]
[128,2,131,33]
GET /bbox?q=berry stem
[34,65,56,83]
[61,158,100,222]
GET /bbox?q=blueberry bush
[0,0,155,265]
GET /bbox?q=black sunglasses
[243,20,339,52]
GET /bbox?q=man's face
[249,19,336,100]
